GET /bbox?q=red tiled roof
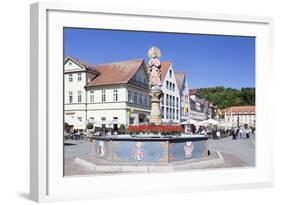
[66,57,175,87]
[223,106,256,114]
[86,59,145,87]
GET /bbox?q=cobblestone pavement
[207,135,255,166]
[64,140,94,160]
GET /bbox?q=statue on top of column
[148,47,162,88]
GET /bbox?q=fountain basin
[92,134,208,165]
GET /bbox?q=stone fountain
[88,47,209,166]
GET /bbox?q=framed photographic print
[30,2,274,202]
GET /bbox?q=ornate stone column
[147,47,163,125]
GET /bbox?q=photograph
[63,28,256,176]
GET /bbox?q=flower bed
[127,125,184,135]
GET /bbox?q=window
[172,96,175,107]
[128,91,132,102]
[144,95,148,105]
[77,117,82,122]
[102,90,106,102]
[176,97,179,108]
[172,83,175,91]
[161,106,164,118]
[101,117,106,121]
[170,95,172,106]
[77,73,82,81]
[69,91,73,103]
[139,94,143,104]
[166,81,169,89]
[133,92,137,103]
[166,94,169,106]
[90,90,94,103]
[69,74,73,82]
[113,89,118,102]
[169,70,172,78]
[129,118,134,124]
[170,82,172,90]
[166,107,169,119]
[77,91,82,102]
[176,109,179,120]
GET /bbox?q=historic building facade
[222,105,256,128]
[159,62,181,124]
[175,72,190,123]
[188,89,206,121]
[64,56,191,130]
[64,57,151,131]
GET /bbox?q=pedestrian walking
[246,129,250,139]
[232,129,236,140]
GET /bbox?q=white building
[64,57,151,132]
[159,62,181,124]
[189,90,206,121]
[64,56,191,130]
[223,105,256,128]
[175,72,190,123]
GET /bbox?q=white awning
[181,119,198,125]
[65,116,85,129]
[205,119,219,125]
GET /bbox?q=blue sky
[64,28,255,89]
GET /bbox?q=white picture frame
[30,2,274,202]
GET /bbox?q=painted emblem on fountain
[184,142,194,158]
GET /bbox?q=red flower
[127,125,184,135]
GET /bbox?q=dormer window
[169,69,172,78]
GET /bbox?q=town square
[63,28,255,176]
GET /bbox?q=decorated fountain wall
[92,135,208,164]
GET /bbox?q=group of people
[67,129,86,140]
[188,124,255,140]
[231,127,255,140]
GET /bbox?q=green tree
[119,124,126,134]
[197,87,255,109]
